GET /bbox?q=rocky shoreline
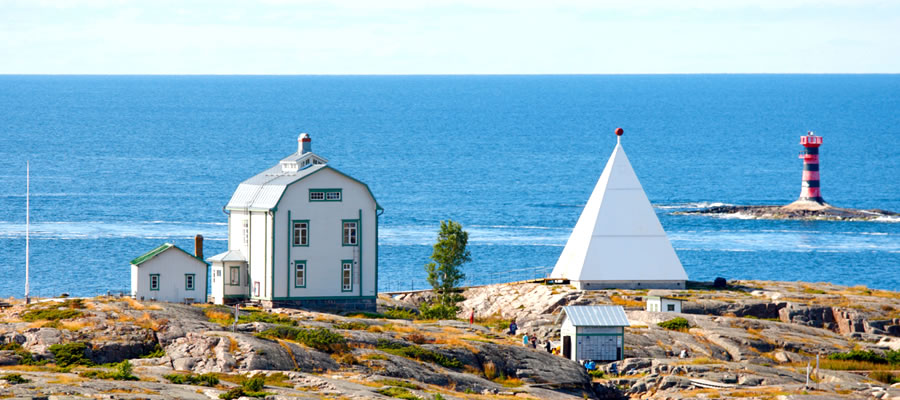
[679,204,899,222]
[2,280,900,399]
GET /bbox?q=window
[295,261,306,288]
[150,274,160,291]
[292,220,309,246]
[253,281,260,297]
[667,304,675,312]
[342,220,358,246]
[310,189,342,202]
[242,220,249,245]
[230,266,240,285]
[185,274,195,291]
[342,261,353,292]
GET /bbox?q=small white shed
[646,296,683,313]
[558,305,629,362]
[131,243,208,303]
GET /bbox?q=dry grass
[678,388,721,398]
[0,364,56,372]
[134,312,166,331]
[810,359,898,371]
[609,295,643,308]
[227,337,239,354]
[123,298,162,310]
[366,325,384,333]
[725,388,791,398]
[494,376,524,387]
[483,361,498,380]
[205,309,232,325]
[676,357,724,365]
[60,320,95,331]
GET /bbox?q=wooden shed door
[562,336,571,359]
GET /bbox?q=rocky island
[679,200,899,222]
[2,280,900,399]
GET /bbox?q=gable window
[310,189,342,202]
[242,220,249,245]
[342,220,358,246]
[185,274,195,291]
[150,274,160,291]
[230,266,240,285]
[292,220,309,246]
[295,261,306,288]
[341,261,353,292]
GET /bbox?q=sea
[1,75,898,297]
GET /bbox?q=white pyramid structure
[550,133,688,290]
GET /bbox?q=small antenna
[25,161,30,305]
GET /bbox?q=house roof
[560,305,630,327]
[646,296,684,302]
[207,249,246,262]
[549,136,688,283]
[225,151,382,212]
[131,243,209,266]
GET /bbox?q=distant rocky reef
[679,200,898,222]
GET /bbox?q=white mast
[25,161,30,305]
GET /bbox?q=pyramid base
[573,280,686,290]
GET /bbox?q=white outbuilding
[130,241,208,303]
[208,133,381,311]
[558,305,629,362]
[646,295,683,313]
[550,129,688,289]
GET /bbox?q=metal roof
[131,243,209,266]
[207,249,246,263]
[561,305,629,327]
[224,151,382,212]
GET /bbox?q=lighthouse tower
[797,131,825,204]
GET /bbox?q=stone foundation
[260,297,376,313]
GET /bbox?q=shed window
[342,221,358,246]
[253,281,260,297]
[242,220,249,245]
[185,274,195,291]
[150,274,160,291]
[667,304,675,312]
[230,266,240,285]
[292,221,309,246]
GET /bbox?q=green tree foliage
[48,342,93,367]
[422,220,471,319]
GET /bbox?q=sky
[1,0,899,74]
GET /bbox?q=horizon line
[2,72,899,77]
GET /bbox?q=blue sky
[1,0,899,74]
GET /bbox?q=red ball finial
[615,127,624,136]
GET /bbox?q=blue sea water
[1,75,898,297]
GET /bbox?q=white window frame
[292,221,308,246]
[342,262,352,292]
[309,191,325,201]
[326,191,341,201]
[342,221,358,246]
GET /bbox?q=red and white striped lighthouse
[798,131,824,204]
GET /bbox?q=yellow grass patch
[676,357,724,365]
[135,312,166,331]
[60,319,95,331]
[609,295,643,308]
[48,374,86,384]
[366,325,384,333]
[205,309,232,325]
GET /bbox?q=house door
[562,336,571,359]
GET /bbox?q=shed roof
[560,305,629,327]
[207,249,246,262]
[131,243,209,266]
[224,152,382,212]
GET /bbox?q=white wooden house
[131,241,208,303]
[646,295,683,313]
[558,305,629,362]
[208,133,381,311]
[550,130,688,289]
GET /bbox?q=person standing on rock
[469,309,474,325]
[530,334,537,349]
[522,333,529,346]
[508,319,518,335]
[544,340,551,353]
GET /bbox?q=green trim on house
[131,243,210,266]
[224,294,249,299]
[286,210,291,297]
[309,188,343,202]
[270,210,274,300]
[375,209,381,296]
[295,261,307,288]
[341,219,359,246]
[185,273,196,291]
[205,265,209,303]
[574,333,624,336]
[341,259,353,292]
[149,274,160,291]
[271,295,377,301]
[229,266,240,286]
[291,219,310,247]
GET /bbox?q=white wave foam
[874,216,900,223]
[655,202,731,210]
[711,212,756,220]
[0,221,227,240]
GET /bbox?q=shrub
[870,371,900,384]
[333,321,368,330]
[483,361,498,380]
[48,342,93,367]
[240,312,295,326]
[80,360,138,381]
[404,332,428,344]
[1,373,30,384]
[377,379,421,390]
[242,375,265,392]
[258,326,348,353]
[588,369,605,379]
[21,308,83,322]
[140,344,165,358]
[419,303,458,320]
[163,372,219,386]
[217,375,271,399]
[375,339,462,369]
[827,350,900,365]
[713,277,727,288]
[376,386,421,400]
[384,308,418,320]
[658,317,690,331]
[2,342,45,366]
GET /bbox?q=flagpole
[25,161,30,305]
